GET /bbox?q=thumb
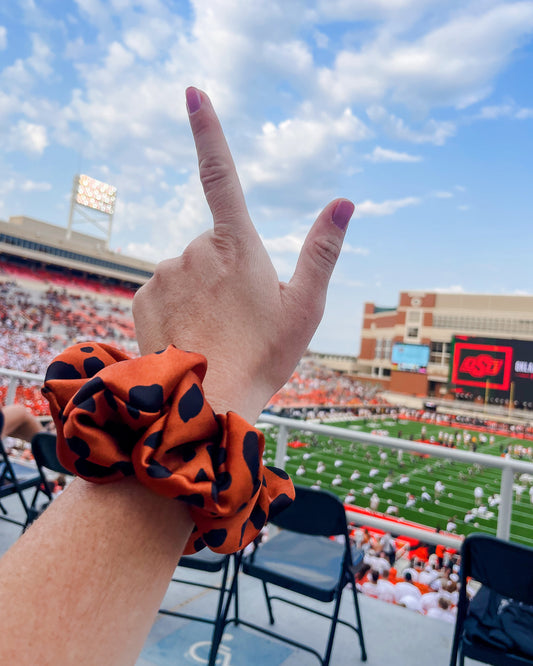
[287,198,354,321]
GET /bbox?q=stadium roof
[0,216,155,285]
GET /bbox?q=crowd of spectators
[1,276,138,415]
[269,356,383,408]
[352,528,465,623]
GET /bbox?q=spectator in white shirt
[376,569,396,603]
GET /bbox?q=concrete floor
[0,490,459,666]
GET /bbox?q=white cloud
[262,231,368,256]
[365,146,422,162]
[318,2,533,110]
[0,26,6,50]
[367,105,455,145]
[7,120,48,154]
[432,285,465,293]
[477,102,533,120]
[432,191,453,198]
[354,196,420,218]
[243,108,371,187]
[20,180,52,192]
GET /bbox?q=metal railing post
[274,424,289,471]
[6,376,17,405]
[497,466,514,541]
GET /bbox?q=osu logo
[459,354,503,378]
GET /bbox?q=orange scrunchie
[42,342,294,554]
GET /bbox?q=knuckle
[309,236,341,275]
[198,154,233,193]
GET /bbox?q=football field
[262,416,533,546]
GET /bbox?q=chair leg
[322,588,343,666]
[208,553,242,666]
[261,580,275,624]
[349,578,367,661]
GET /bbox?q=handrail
[257,413,533,543]
[2,368,531,545]
[0,367,44,405]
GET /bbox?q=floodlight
[75,174,117,215]
[66,173,118,249]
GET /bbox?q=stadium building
[357,291,533,406]
[0,215,155,291]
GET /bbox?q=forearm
[0,477,193,665]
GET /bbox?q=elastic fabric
[42,342,294,554]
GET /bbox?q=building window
[407,327,419,338]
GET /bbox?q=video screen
[391,343,430,373]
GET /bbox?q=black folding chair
[159,550,242,666]
[220,485,367,664]
[25,432,71,525]
[450,533,533,665]
[0,436,41,529]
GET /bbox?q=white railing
[258,413,533,545]
[0,367,44,405]
[2,367,531,547]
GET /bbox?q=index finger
[186,87,254,238]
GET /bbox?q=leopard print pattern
[43,342,294,554]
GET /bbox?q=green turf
[262,416,533,547]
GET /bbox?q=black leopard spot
[129,384,164,413]
[176,493,205,508]
[146,459,172,478]
[242,430,260,481]
[193,537,206,552]
[103,420,139,456]
[178,384,204,422]
[203,528,227,548]
[266,466,290,480]
[73,377,105,409]
[194,468,209,483]
[206,443,226,469]
[178,442,197,462]
[239,519,248,547]
[45,361,82,381]
[83,356,105,377]
[215,471,232,493]
[267,493,293,520]
[66,436,90,458]
[75,458,117,478]
[143,430,163,449]
[249,504,267,530]
[110,460,135,476]
[103,388,118,411]
[80,346,94,353]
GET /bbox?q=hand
[132,87,354,423]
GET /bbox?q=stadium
[2,207,533,662]
[2,210,533,543]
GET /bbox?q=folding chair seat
[159,550,241,666]
[25,432,71,525]
[220,485,367,665]
[0,437,41,529]
[450,533,533,666]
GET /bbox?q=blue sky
[1,0,532,355]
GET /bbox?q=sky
[1,0,532,356]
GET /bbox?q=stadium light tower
[66,174,117,249]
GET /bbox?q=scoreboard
[450,336,533,405]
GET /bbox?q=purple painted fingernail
[186,87,202,114]
[332,200,354,231]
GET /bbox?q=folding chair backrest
[464,533,533,604]
[270,485,348,537]
[31,432,70,476]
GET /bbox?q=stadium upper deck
[0,215,155,286]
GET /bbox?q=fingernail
[332,200,354,231]
[186,87,202,114]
